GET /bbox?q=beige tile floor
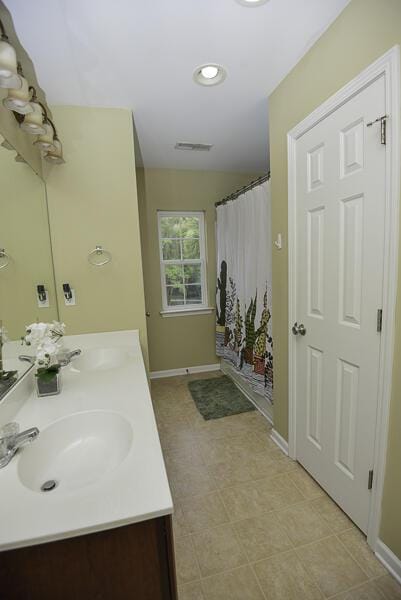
[151,372,401,600]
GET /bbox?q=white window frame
[157,210,210,316]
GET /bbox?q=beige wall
[268,0,401,558]
[0,144,57,339]
[137,168,262,373]
[45,106,148,368]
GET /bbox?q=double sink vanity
[0,96,174,598]
[0,330,176,600]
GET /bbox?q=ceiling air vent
[175,142,213,152]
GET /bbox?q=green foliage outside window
[160,214,204,307]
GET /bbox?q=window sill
[160,307,215,318]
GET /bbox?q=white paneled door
[293,75,386,533]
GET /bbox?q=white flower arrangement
[22,321,66,380]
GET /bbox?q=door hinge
[377,309,383,332]
[366,115,388,145]
[368,469,374,490]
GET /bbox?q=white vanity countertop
[0,330,173,551]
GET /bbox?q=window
[158,211,208,313]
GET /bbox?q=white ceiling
[5,0,350,172]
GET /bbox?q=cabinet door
[0,516,177,600]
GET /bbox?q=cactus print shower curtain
[216,180,273,404]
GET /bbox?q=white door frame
[287,45,400,550]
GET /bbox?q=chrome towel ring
[88,245,112,267]
[0,248,10,270]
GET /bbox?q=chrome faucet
[19,349,82,367]
[18,355,36,364]
[58,349,82,366]
[0,423,39,468]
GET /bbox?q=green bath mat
[188,376,255,420]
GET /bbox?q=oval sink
[18,411,133,493]
[69,347,131,372]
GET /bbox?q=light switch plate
[37,291,49,308]
[64,289,76,306]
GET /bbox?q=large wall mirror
[0,134,58,399]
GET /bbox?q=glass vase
[36,371,62,397]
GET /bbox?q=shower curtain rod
[215,171,270,207]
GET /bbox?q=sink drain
[41,480,58,492]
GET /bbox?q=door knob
[292,322,306,336]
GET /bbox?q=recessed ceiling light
[201,65,219,79]
[193,64,226,87]
[236,0,269,6]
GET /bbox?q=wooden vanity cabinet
[0,515,178,600]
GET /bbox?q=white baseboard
[220,360,273,424]
[233,378,273,425]
[375,540,401,584]
[149,363,221,380]
[270,428,289,456]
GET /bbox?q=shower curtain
[215,180,273,404]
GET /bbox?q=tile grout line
[167,446,353,554]
[160,417,274,442]
[213,485,330,600]
[333,531,384,581]
[235,505,299,600]
[291,533,383,599]
[190,520,249,592]
[175,483,356,539]
[160,413,272,430]
[176,484,269,598]
[326,576,388,600]
[157,377,386,599]
[198,563,269,598]
[247,559,269,600]
[173,467,306,500]
[222,491,269,600]
[173,463,354,527]
[285,469,325,498]
[174,534,202,590]
[301,496,356,537]
[166,455,293,490]
[179,511,307,547]
[186,413,265,585]
[183,533,203,588]
[290,539,337,599]
[252,548,324,600]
